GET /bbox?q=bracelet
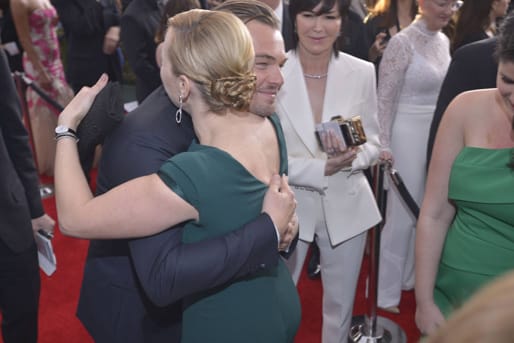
[55,132,79,142]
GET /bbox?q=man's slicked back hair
[215,0,280,30]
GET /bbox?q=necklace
[303,72,328,79]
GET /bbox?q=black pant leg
[0,239,40,343]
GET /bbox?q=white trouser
[285,205,367,343]
[377,104,432,308]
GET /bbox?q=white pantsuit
[277,51,382,343]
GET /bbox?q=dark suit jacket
[77,86,280,342]
[452,30,488,54]
[0,4,23,72]
[53,0,122,93]
[426,37,497,166]
[339,10,370,61]
[282,3,294,52]
[0,49,43,253]
[120,0,161,103]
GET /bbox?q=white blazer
[277,51,382,245]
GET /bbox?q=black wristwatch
[55,125,78,141]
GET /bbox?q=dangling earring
[175,94,183,124]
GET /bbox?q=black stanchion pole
[348,163,406,343]
[12,72,54,199]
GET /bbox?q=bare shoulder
[12,0,40,13]
[445,88,496,123]
[10,0,27,11]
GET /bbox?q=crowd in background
[1,0,514,342]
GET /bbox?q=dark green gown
[434,147,514,316]
[157,114,301,343]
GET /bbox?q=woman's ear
[178,75,191,101]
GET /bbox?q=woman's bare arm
[415,94,468,335]
[55,75,198,239]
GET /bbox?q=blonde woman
[55,9,300,343]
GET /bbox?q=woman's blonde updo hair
[166,9,256,113]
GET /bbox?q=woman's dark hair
[215,0,280,29]
[451,0,495,54]
[288,0,349,56]
[495,11,514,168]
[495,10,514,64]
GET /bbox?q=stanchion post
[348,163,406,343]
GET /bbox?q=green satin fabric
[158,114,300,343]
[434,147,514,315]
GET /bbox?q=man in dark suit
[120,0,161,103]
[281,0,294,51]
[339,9,370,61]
[0,49,54,343]
[77,1,295,342]
[426,37,498,167]
[52,0,122,94]
[0,0,23,72]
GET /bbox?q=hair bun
[210,73,256,111]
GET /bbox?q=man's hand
[279,212,298,252]
[31,213,56,235]
[262,174,296,247]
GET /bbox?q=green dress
[434,147,514,316]
[157,114,301,343]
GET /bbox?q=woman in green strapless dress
[434,147,514,315]
[415,13,514,336]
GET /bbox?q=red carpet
[18,175,421,342]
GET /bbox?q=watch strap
[55,132,79,142]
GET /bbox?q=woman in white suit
[277,0,381,341]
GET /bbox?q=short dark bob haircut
[288,0,349,56]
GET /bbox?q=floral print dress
[23,6,73,176]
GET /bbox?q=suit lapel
[280,53,319,157]
[280,52,358,155]
[322,54,354,121]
